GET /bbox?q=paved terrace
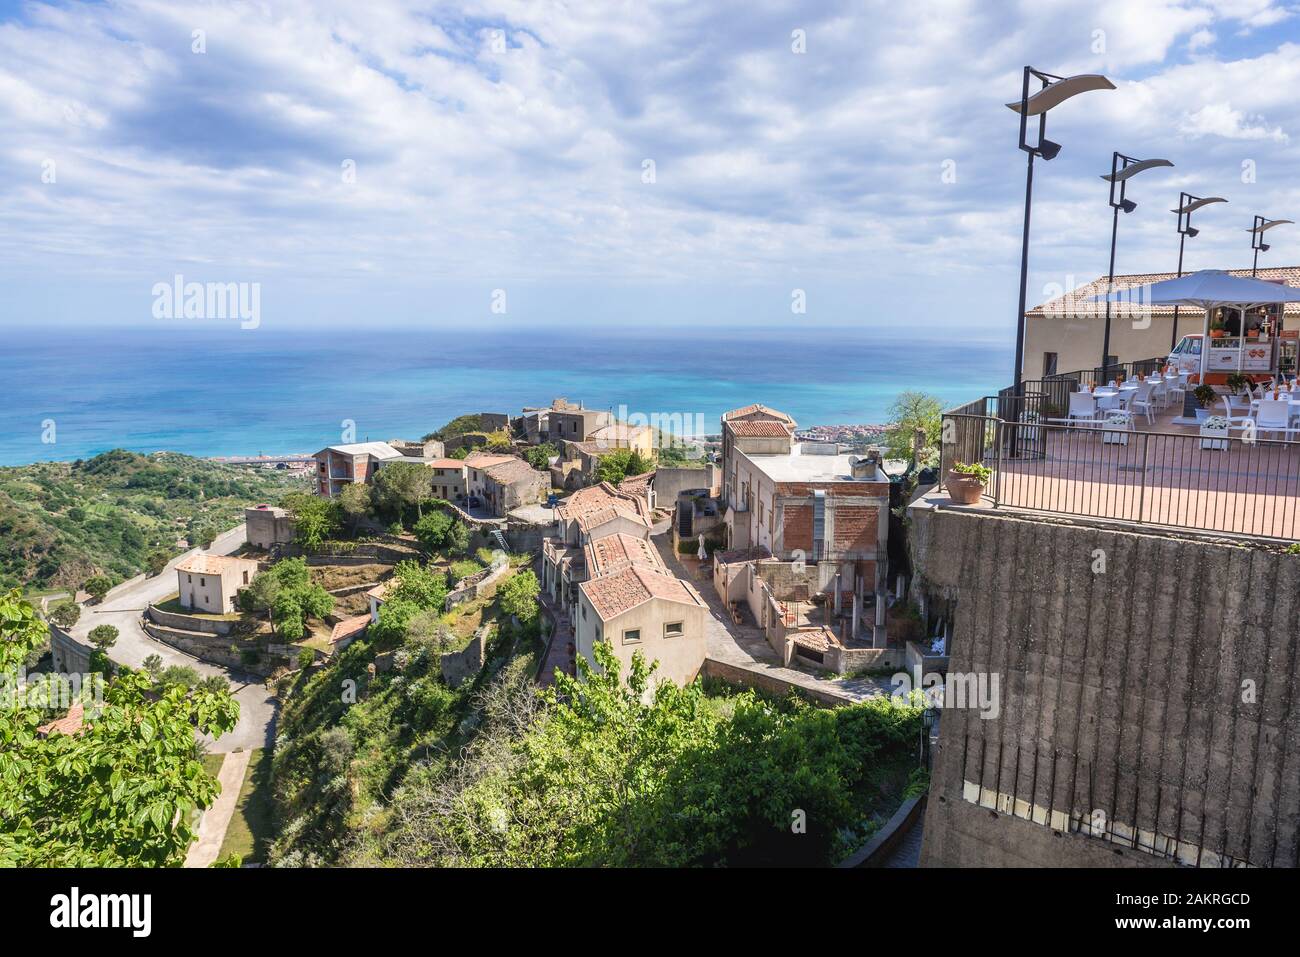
[954,400,1300,540]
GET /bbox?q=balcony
[942,361,1300,541]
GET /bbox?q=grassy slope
[0,449,307,591]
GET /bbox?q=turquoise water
[0,324,1010,465]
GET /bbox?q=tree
[595,449,652,485]
[0,588,239,866]
[373,462,432,522]
[387,560,448,611]
[498,570,540,625]
[884,391,943,464]
[445,520,470,555]
[83,576,112,604]
[142,654,163,676]
[523,444,557,470]
[145,548,172,576]
[281,492,341,549]
[243,558,333,638]
[337,482,372,533]
[47,601,81,629]
[413,510,453,551]
[450,446,469,460]
[87,624,119,652]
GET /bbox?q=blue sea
[0,324,1010,466]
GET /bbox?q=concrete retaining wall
[445,562,511,610]
[146,604,237,636]
[909,501,1300,869]
[701,658,849,707]
[142,621,272,677]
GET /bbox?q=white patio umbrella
[1088,269,1300,382]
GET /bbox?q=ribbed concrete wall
[910,501,1300,868]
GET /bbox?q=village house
[587,422,654,456]
[574,555,708,690]
[539,482,706,689]
[547,398,613,443]
[245,504,294,549]
[1023,265,1300,377]
[175,553,259,614]
[714,403,892,666]
[387,437,445,459]
[425,458,469,500]
[313,441,405,498]
[464,453,548,516]
[541,481,654,613]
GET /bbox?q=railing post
[1136,431,1149,524]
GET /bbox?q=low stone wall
[146,604,238,636]
[445,562,511,610]
[142,621,272,677]
[48,622,93,675]
[441,624,490,688]
[838,795,926,868]
[827,644,902,675]
[701,657,849,707]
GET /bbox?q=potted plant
[1193,384,1217,424]
[946,461,992,505]
[1210,319,1226,339]
[1200,414,1230,451]
[1226,373,1252,396]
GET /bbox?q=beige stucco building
[175,553,259,614]
[573,548,708,690]
[1023,266,1300,377]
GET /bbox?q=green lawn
[154,592,242,621]
[218,748,275,865]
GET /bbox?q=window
[664,621,684,638]
[199,577,206,586]
[622,628,641,644]
[1043,352,1058,377]
[581,604,587,620]
[186,574,192,583]
[242,571,249,584]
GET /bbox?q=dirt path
[185,749,252,868]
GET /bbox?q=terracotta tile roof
[555,482,651,529]
[792,627,840,653]
[464,453,516,469]
[37,701,86,737]
[618,470,655,495]
[584,532,663,578]
[714,545,772,565]
[425,458,468,469]
[366,581,390,601]
[483,458,543,485]
[723,404,795,424]
[726,419,794,437]
[175,553,257,575]
[1027,266,1300,319]
[330,614,371,645]
[580,566,705,620]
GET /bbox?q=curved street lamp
[1098,153,1173,372]
[1170,194,1228,349]
[1250,216,1294,276]
[1007,69,1115,389]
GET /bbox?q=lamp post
[1170,194,1227,350]
[1250,216,1293,277]
[920,705,936,769]
[1007,68,1114,390]
[1098,153,1173,374]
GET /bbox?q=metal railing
[940,412,1300,541]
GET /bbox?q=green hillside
[0,450,308,591]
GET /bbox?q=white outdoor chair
[1129,382,1157,424]
[1254,399,1296,439]
[1220,396,1253,430]
[1068,391,1097,429]
[1150,378,1167,410]
[1167,373,1186,406]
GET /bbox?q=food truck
[1167,302,1298,384]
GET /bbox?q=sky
[2,0,1300,338]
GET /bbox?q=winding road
[69,523,277,752]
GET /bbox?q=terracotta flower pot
[946,471,985,505]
